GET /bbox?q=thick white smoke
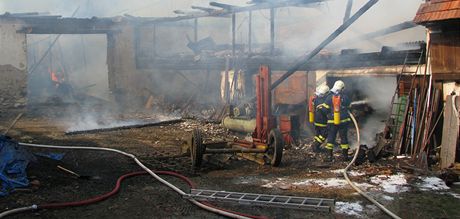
[1,1,423,132]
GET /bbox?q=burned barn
[0,0,459,218]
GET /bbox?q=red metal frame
[253,65,274,144]
[233,65,275,148]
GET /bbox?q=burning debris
[65,118,183,135]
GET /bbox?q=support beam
[344,0,353,23]
[248,11,253,54]
[270,0,379,90]
[209,2,239,10]
[191,6,220,13]
[232,13,236,67]
[194,18,198,42]
[130,0,324,24]
[153,24,157,57]
[270,8,275,55]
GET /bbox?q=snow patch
[262,178,374,190]
[335,201,363,217]
[448,192,460,199]
[330,169,366,176]
[261,178,286,188]
[417,177,450,191]
[381,194,395,201]
[370,173,409,193]
[293,178,348,187]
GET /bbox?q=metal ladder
[386,50,424,150]
[184,189,335,212]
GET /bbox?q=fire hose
[345,112,401,219]
[1,114,404,218]
[0,143,266,219]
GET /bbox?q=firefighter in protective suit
[308,84,330,153]
[324,80,351,162]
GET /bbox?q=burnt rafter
[127,0,325,25]
[0,0,325,34]
[0,16,118,34]
[141,45,426,72]
[190,6,221,14]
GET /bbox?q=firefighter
[308,84,330,153]
[324,80,351,162]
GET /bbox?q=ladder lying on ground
[184,189,335,212]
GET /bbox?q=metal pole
[270,0,379,90]
[270,7,275,56]
[248,11,252,54]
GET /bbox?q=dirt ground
[0,107,459,219]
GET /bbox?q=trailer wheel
[191,129,205,168]
[267,129,284,167]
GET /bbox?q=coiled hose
[0,143,266,219]
[345,112,401,219]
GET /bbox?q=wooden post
[194,18,198,42]
[153,24,157,57]
[232,13,236,62]
[248,10,253,54]
[440,95,459,169]
[270,7,275,56]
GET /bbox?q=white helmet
[315,84,330,97]
[331,80,345,93]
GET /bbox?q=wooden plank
[440,95,459,169]
[430,33,460,74]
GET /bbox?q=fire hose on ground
[1,113,403,219]
[346,112,401,219]
[0,143,266,219]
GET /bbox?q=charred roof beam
[209,2,240,11]
[129,0,325,25]
[190,6,221,14]
[15,17,118,34]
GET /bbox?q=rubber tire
[191,129,205,168]
[268,129,284,167]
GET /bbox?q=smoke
[0,0,250,17]
[1,0,426,58]
[275,0,425,56]
[1,1,423,132]
[346,77,396,147]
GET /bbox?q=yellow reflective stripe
[314,136,324,143]
[316,104,330,109]
[314,123,327,127]
[318,135,325,140]
[326,143,334,149]
[327,118,351,124]
[340,144,349,149]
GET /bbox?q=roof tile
[414,0,460,23]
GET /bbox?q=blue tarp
[34,152,65,161]
[0,136,35,196]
